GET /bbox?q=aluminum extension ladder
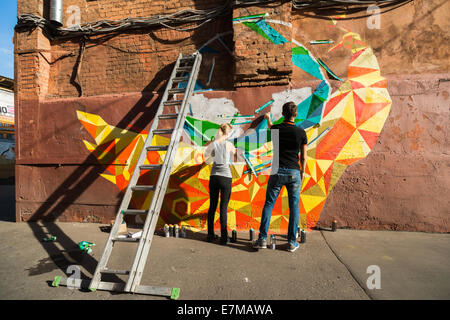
[51,53,202,299]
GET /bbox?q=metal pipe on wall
[50,0,64,26]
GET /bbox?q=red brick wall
[16,0,233,99]
[233,2,292,87]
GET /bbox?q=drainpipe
[49,0,64,26]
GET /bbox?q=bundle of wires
[234,0,289,5]
[292,0,413,14]
[15,0,413,40]
[15,0,234,39]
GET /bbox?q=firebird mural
[76,21,392,233]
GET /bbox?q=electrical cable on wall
[15,0,412,40]
[292,0,413,14]
[15,1,234,39]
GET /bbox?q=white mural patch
[269,87,312,120]
[189,94,243,139]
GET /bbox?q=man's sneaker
[288,242,299,252]
[252,238,267,249]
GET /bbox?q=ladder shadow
[25,63,176,289]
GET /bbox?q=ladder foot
[171,288,180,300]
[51,276,61,287]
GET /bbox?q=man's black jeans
[207,175,232,241]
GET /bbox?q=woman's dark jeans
[207,175,232,241]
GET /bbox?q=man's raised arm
[264,112,273,129]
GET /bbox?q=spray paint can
[270,235,276,250]
[169,225,174,237]
[164,224,170,237]
[249,228,255,241]
[43,236,57,242]
[300,230,306,243]
[332,220,338,232]
[174,224,179,238]
[78,241,95,254]
[296,226,300,239]
[181,226,187,238]
[231,230,237,243]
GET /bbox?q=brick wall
[15,1,298,99]
[233,1,292,87]
[16,0,234,99]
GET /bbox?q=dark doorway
[0,176,15,222]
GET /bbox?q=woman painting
[205,123,236,244]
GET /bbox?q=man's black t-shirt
[271,122,308,170]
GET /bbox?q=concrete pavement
[321,229,450,300]
[0,219,448,300]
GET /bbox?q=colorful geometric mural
[298,31,392,227]
[77,23,391,233]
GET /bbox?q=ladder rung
[123,209,147,215]
[112,237,140,242]
[101,268,130,275]
[146,145,169,151]
[132,185,156,191]
[168,88,186,94]
[140,164,163,171]
[158,114,178,120]
[153,129,174,135]
[180,55,195,62]
[164,100,183,106]
[172,77,189,83]
[177,66,193,72]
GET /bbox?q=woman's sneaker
[288,242,299,252]
[252,238,267,249]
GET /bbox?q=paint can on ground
[174,224,179,238]
[300,230,306,243]
[164,224,170,237]
[231,230,237,243]
[43,236,57,242]
[169,225,174,237]
[249,228,255,241]
[181,226,187,238]
[270,235,276,250]
[332,220,337,232]
[296,226,300,239]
